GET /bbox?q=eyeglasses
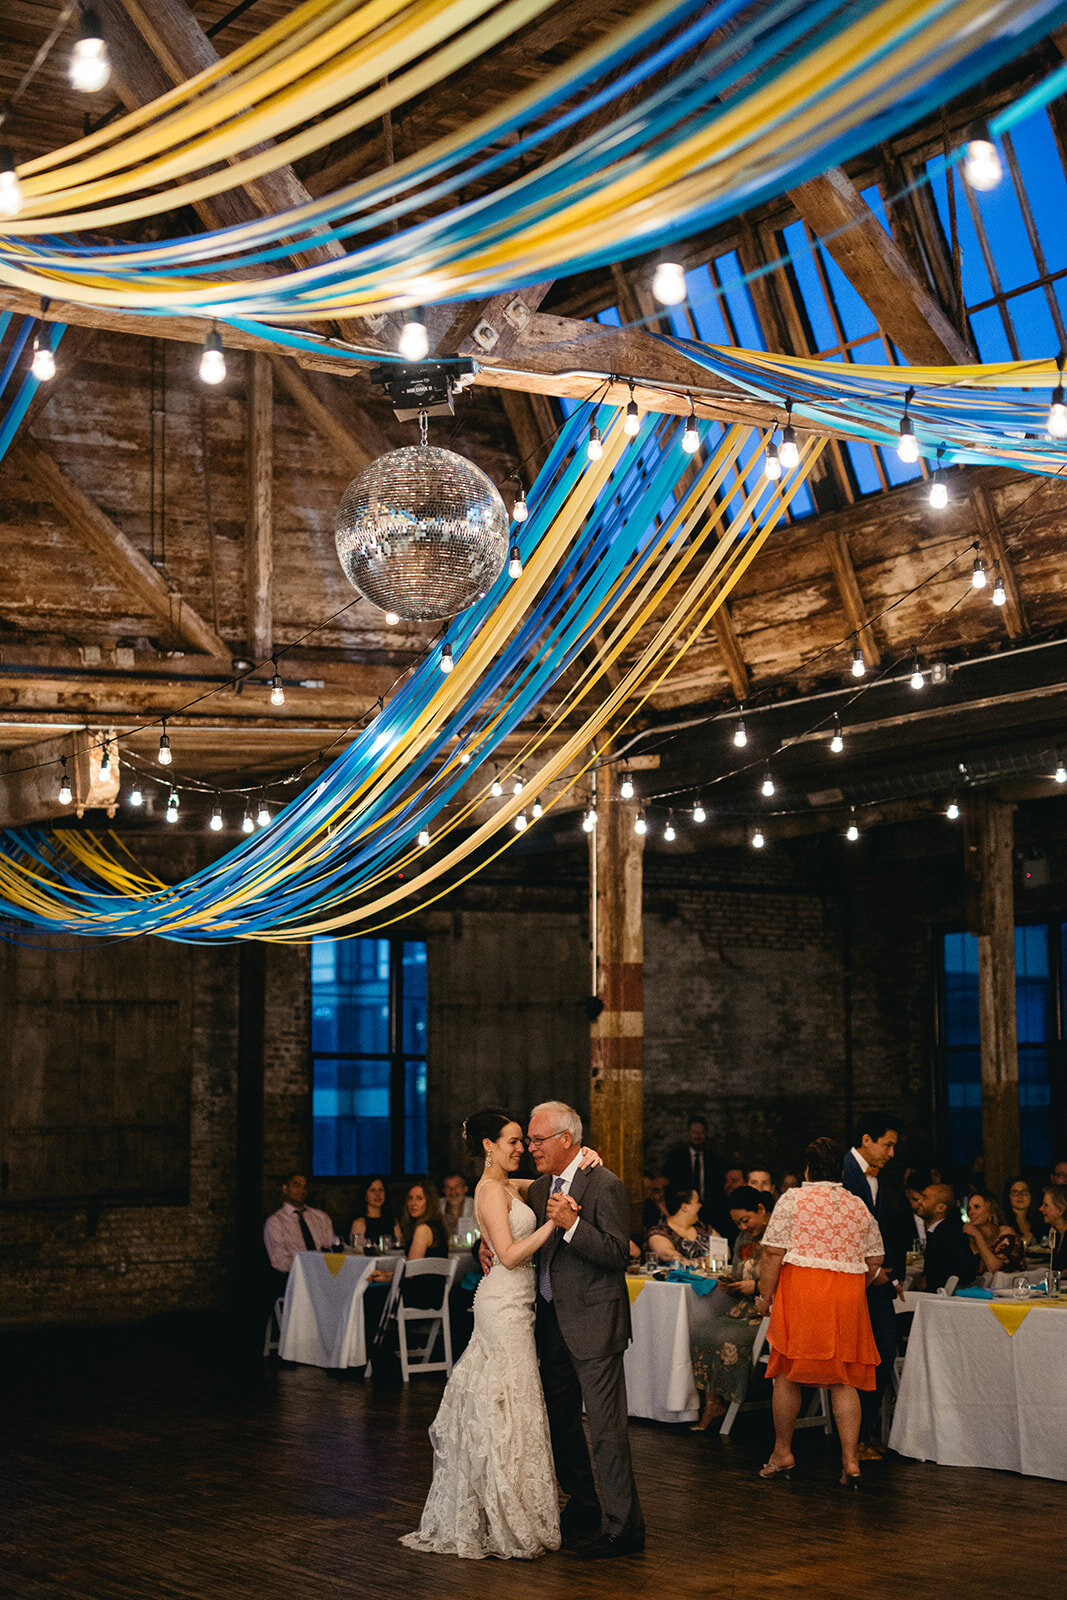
[526,1130,566,1149]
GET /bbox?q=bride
[400,1107,598,1560]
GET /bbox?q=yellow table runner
[627,1277,648,1306]
[988,1299,1067,1334]
[322,1252,346,1278]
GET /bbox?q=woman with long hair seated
[398,1180,450,1309]
[962,1190,1025,1278]
[756,1136,884,1488]
[350,1175,396,1248]
[1002,1176,1041,1250]
[1040,1183,1067,1273]
[688,1186,774,1431]
[646,1185,719,1262]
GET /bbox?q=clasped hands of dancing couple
[401,1101,645,1563]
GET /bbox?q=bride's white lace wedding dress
[400,1193,560,1560]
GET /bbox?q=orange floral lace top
[762,1182,884,1274]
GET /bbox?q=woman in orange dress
[754,1136,884,1488]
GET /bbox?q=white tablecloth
[623,1279,700,1424]
[279,1252,402,1368]
[889,1296,1067,1480]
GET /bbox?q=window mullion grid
[1001,130,1067,351]
[962,181,1021,361]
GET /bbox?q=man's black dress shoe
[559,1503,601,1540]
[572,1530,645,1560]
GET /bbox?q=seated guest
[399,1180,450,1309]
[689,1186,773,1431]
[263,1172,336,1300]
[746,1166,777,1199]
[1052,1158,1067,1187]
[913,1183,974,1293]
[1003,1176,1041,1249]
[641,1172,669,1234]
[723,1166,745,1199]
[779,1169,801,1191]
[441,1171,476,1240]
[647,1185,720,1263]
[963,1190,1025,1277]
[1040,1183,1067,1272]
[350,1175,396,1247]
[720,1166,746,1246]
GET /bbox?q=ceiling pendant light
[897,387,919,464]
[417,826,430,848]
[733,709,748,749]
[512,488,528,522]
[242,808,254,834]
[31,330,56,382]
[663,811,677,842]
[586,422,603,462]
[971,553,987,589]
[692,799,706,824]
[845,807,860,843]
[779,399,800,470]
[1055,757,1067,785]
[514,811,528,832]
[751,827,765,850]
[491,773,504,798]
[270,659,285,706]
[624,382,641,437]
[991,565,1006,607]
[256,800,271,828]
[851,637,866,678]
[398,307,429,362]
[764,434,782,481]
[513,772,524,795]
[634,809,647,836]
[910,651,925,690]
[439,639,454,673]
[531,796,543,818]
[69,9,111,93]
[58,757,72,806]
[508,544,523,580]
[652,261,686,306]
[458,749,471,766]
[157,721,172,765]
[760,770,775,798]
[830,716,844,753]
[165,790,180,823]
[681,395,700,454]
[928,446,948,508]
[620,770,634,800]
[128,783,144,807]
[384,610,400,626]
[582,805,597,833]
[962,118,1002,191]
[1047,356,1067,438]
[209,802,224,832]
[946,794,960,821]
[99,737,111,775]
[198,324,226,385]
[0,146,22,219]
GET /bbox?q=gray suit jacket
[529,1164,632,1361]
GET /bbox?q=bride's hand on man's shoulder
[577,1145,603,1170]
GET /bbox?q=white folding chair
[397,1258,460,1382]
[720,1315,832,1438]
[262,1296,285,1357]
[365,1256,405,1376]
[936,1275,960,1298]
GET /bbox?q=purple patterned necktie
[538,1176,565,1301]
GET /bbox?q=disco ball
[334,444,510,620]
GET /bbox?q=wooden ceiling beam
[822,527,882,669]
[246,353,273,660]
[6,436,230,659]
[969,482,1030,640]
[788,166,976,366]
[710,608,750,703]
[269,357,382,475]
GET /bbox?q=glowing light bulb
[624,399,641,436]
[491,775,504,798]
[0,147,22,218]
[582,806,597,833]
[929,476,948,509]
[99,740,111,775]
[58,759,72,805]
[165,791,179,823]
[270,671,285,707]
[851,642,866,678]
[256,802,271,828]
[440,641,454,673]
[634,810,647,836]
[1048,386,1067,439]
[128,785,143,807]
[946,797,960,821]
[761,771,775,798]
[532,797,543,819]
[587,424,603,462]
[398,310,429,362]
[992,570,1006,607]
[652,261,686,305]
[830,719,844,754]
[693,801,706,824]
[514,811,528,832]
[198,326,226,385]
[242,810,254,833]
[682,416,700,454]
[751,828,765,850]
[210,804,224,832]
[508,545,523,580]
[1055,760,1067,785]
[733,713,747,749]
[664,812,676,842]
[69,11,110,93]
[898,414,919,464]
[963,128,1002,191]
[764,443,782,481]
[779,427,799,471]
[513,774,524,795]
[512,490,528,522]
[620,771,634,800]
[910,655,925,691]
[846,819,860,843]
[31,337,55,381]
[385,610,400,626]
[972,556,987,589]
[458,750,470,766]
[417,827,430,848]
[157,726,172,765]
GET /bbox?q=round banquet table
[623,1276,716,1424]
[278,1252,402,1368]
[889,1294,1067,1480]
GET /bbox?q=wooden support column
[965,795,1020,1195]
[589,762,644,1206]
[246,353,274,661]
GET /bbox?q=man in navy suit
[842,1113,901,1460]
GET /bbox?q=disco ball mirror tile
[335,444,510,620]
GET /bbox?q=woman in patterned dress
[755,1136,884,1488]
[688,1186,774,1430]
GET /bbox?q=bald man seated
[914,1184,975,1294]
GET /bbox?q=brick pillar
[965,795,1020,1195]
[589,762,644,1207]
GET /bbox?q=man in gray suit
[527,1099,644,1560]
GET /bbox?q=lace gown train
[400,1195,560,1560]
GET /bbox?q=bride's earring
[484,1151,493,1173]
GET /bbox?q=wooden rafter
[246,353,273,661]
[270,358,383,475]
[710,608,750,703]
[969,483,1029,640]
[822,527,881,669]
[7,436,230,659]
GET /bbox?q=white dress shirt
[263,1202,335,1272]
[851,1146,879,1205]
[553,1150,584,1244]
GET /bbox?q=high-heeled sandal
[838,1471,862,1490]
[758,1460,793,1480]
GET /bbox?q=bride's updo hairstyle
[463,1107,513,1159]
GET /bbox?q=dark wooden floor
[1,1316,1061,1600]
